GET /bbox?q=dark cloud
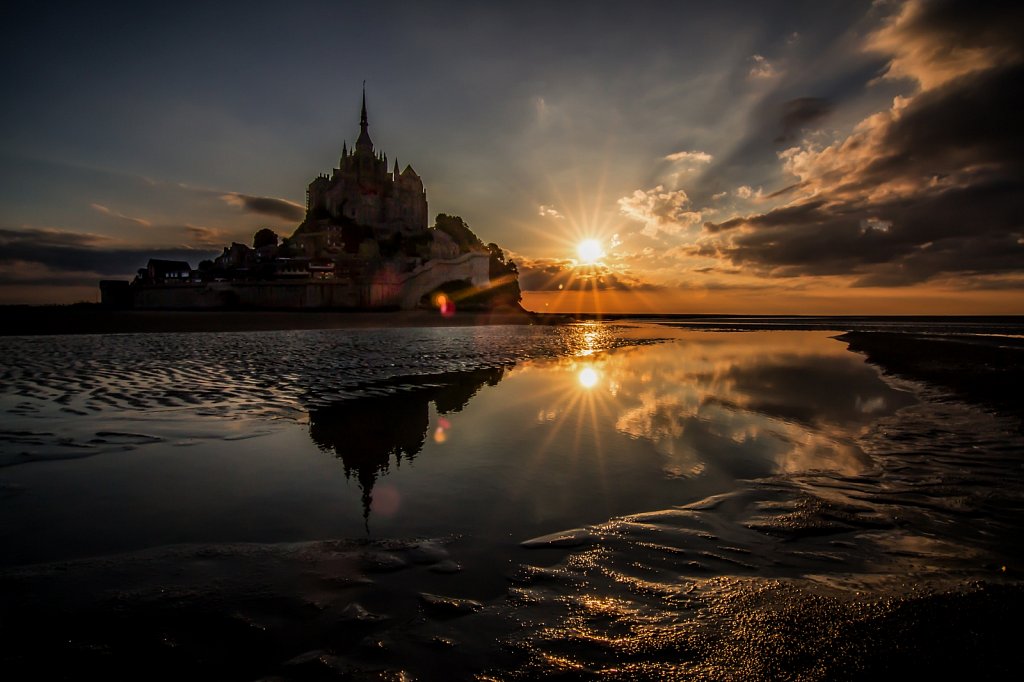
[775,97,832,143]
[0,227,106,248]
[514,257,662,292]
[701,2,1024,285]
[221,193,303,221]
[0,227,218,278]
[703,179,1024,283]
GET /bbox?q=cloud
[665,150,713,164]
[538,204,564,219]
[866,0,1024,91]
[748,54,779,79]
[0,226,218,278]
[711,191,728,201]
[513,256,662,292]
[700,0,1024,286]
[90,203,152,227]
[220,193,304,221]
[0,226,109,249]
[0,260,110,287]
[618,185,702,238]
[183,225,231,247]
[776,97,833,143]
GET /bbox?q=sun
[577,239,603,264]
[577,366,599,389]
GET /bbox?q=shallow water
[1,323,1021,679]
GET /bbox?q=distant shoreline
[0,305,567,336]
[2,305,1023,336]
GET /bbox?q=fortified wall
[131,253,491,310]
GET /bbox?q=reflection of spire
[306,367,506,528]
[356,81,373,154]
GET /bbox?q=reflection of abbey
[103,88,522,311]
[305,90,428,237]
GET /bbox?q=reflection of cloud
[596,336,915,478]
[700,0,1024,286]
[220,192,303,221]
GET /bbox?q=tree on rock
[253,228,279,249]
[433,214,484,253]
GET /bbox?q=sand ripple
[0,325,655,417]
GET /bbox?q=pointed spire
[360,81,368,128]
[393,158,399,176]
[342,141,347,157]
[355,80,374,154]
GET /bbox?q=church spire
[355,81,373,154]
[360,82,368,129]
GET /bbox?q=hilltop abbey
[103,88,523,311]
[305,89,428,238]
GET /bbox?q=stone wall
[128,253,491,310]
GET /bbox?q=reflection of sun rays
[505,354,621,511]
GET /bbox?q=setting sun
[577,239,603,264]
[578,366,599,388]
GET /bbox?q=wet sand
[1,324,1022,680]
[839,331,1024,427]
[0,304,556,336]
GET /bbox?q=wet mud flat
[1,326,1022,680]
[838,331,1024,427]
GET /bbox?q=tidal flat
[1,321,1021,680]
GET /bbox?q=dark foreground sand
[1,305,564,336]
[839,331,1024,427]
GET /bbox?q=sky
[1,0,1022,312]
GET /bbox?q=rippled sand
[1,323,1021,680]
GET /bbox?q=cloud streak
[0,226,218,278]
[90,203,153,228]
[220,193,304,221]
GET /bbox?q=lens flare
[434,292,456,317]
